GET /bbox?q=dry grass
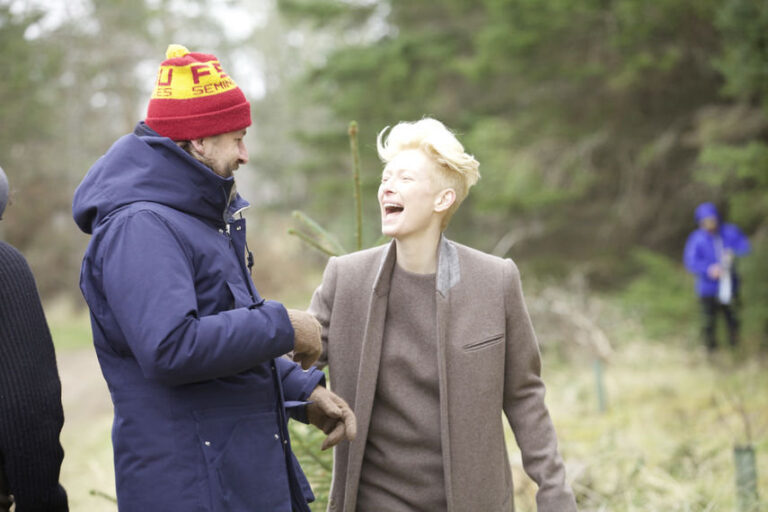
[517,341,768,511]
[47,277,768,511]
[512,285,768,512]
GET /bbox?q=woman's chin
[381,226,398,238]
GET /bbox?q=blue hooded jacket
[683,202,750,298]
[73,122,323,512]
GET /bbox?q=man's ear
[190,138,206,155]
[434,188,456,213]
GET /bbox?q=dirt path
[57,348,117,511]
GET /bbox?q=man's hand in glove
[307,386,357,450]
[286,309,323,370]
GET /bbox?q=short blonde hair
[377,118,480,229]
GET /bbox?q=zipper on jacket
[225,216,259,304]
[218,224,233,247]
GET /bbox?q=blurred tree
[2,0,766,342]
[234,0,383,251]
[0,3,69,295]
[0,0,233,299]
[695,0,768,343]
[276,0,768,342]
[277,0,728,254]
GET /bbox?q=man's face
[195,129,248,178]
[701,216,718,233]
[377,149,448,240]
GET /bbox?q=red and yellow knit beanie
[145,44,251,140]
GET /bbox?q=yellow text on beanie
[145,44,251,141]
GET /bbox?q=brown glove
[286,308,322,370]
[307,385,357,450]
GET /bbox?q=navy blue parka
[73,122,323,512]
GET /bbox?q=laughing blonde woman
[309,118,577,512]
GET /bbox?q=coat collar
[436,235,461,296]
[372,235,461,297]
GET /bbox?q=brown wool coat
[308,237,578,512]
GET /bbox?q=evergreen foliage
[277,0,768,344]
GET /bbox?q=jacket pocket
[195,407,292,512]
[226,280,264,309]
[462,333,504,353]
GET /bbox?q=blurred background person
[684,202,750,352]
[0,166,69,511]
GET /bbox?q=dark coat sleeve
[0,242,68,511]
[99,211,295,386]
[276,356,325,423]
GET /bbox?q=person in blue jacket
[73,44,355,512]
[683,202,750,351]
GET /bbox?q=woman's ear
[434,188,456,213]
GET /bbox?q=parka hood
[73,122,242,234]
[694,202,720,224]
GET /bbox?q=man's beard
[204,157,238,178]
[187,145,238,178]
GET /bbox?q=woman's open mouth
[382,202,404,221]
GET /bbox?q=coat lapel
[437,235,461,297]
[435,235,460,511]
[344,241,396,510]
[344,237,462,511]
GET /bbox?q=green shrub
[618,248,698,341]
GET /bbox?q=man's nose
[238,142,249,164]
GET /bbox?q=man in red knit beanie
[145,43,254,177]
[73,45,355,512]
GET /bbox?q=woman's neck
[394,228,441,274]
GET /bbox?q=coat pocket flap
[226,280,265,309]
[462,333,504,352]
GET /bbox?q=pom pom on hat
[145,44,251,140]
[165,44,190,59]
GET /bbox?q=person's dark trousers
[700,296,740,351]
